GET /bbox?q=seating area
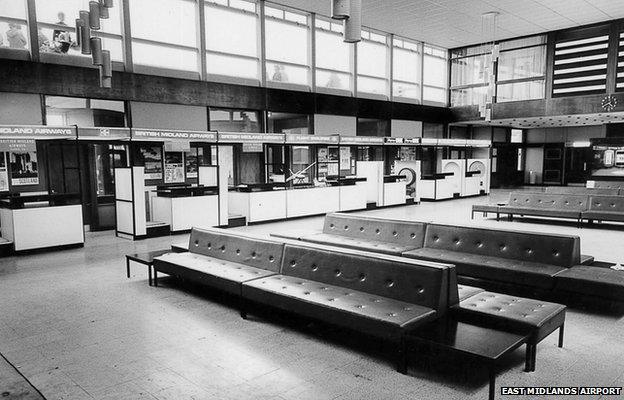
[472,191,624,227]
[274,212,624,309]
[150,227,568,398]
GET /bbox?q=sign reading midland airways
[132,129,217,141]
[0,125,76,138]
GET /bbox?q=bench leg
[240,297,248,320]
[396,334,407,374]
[153,269,158,287]
[148,265,152,286]
[126,258,130,278]
[496,212,499,221]
[525,343,536,372]
[489,367,496,400]
[558,324,564,348]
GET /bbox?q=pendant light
[75,0,115,88]
[343,0,361,43]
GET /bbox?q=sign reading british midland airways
[0,125,76,138]
[132,129,217,141]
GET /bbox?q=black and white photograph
[1,0,624,399]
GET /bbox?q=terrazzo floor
[0,189,622,400]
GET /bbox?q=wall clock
[601,95,618,112]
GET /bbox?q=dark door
[543,143,565,185]
[491,145,523,188]
[564,147,592,184]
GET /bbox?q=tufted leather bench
[289,213,427,256]
[554,265,624,306]
[453,291,565,372]
[499,193,588,226]
[152,227,284,296]
[241,242,456,373]
[402,223,581,290]
[458,284,485,301]
[471,204,502,220]
[581,196,624,224]
[592,181,624,191]
[544,186,620,196]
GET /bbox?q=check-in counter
[382,175,407,206]
[335,178,367,211]
[151,185,219,232]
[286,186,340,218]
[463,171,482,196]
[229,184,288,223]
[420,173,455,200]
[0,194,84,251]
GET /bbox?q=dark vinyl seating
[284,213,427,256]
[582,195,624,223]
[592,180,624,191]
[403,223,580,290]
[500,192,589,222]
[543,186,621,196]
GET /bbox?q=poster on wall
[0,153,8,191]
[592,145,624,177]
[339,147,351,171]
[164,152,185,184]
[185,149,199,179]
[140,146,163,180]
[10,151,39,186]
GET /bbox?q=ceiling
[277,0,624,48]
[455,112,624,129]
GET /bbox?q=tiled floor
[0,189,623,399]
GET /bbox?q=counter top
[230,178,366,192]
[384,175,407,183]
[421,172,454,180]
[0,193,81,209]
[155,185,218,197]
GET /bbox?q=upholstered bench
[276,213,427,256]
[453,291,565,372]
[241,242,456,373]
[152,228,284,297]
[581,196,624,224]
[458,284,485,301]
[471,204,503,220]
[402,223,581,292]
[554,265,624,308]
[498,193,588,226]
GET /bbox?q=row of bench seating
[273,213,624,308]
[542,186,622,196]
[472,192,624,226]
[151,227,566,376]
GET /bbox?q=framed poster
[0,153,8,191]
[185,149,199,179]
[140,146,163,180]
[339,147,351,171]
[10,151,39,186]
[164,152,185,184]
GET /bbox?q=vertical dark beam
[26,0,39,62]
[310,13,316,92]
[259,0,267,87]
[389,34,394,102]
[545,32,556,99]
[121,0,133,72]
[606,21,619,95]
[197,0,207,81]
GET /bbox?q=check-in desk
[229,179,367,224]
[463,170,482,196]
[420,173,455,200]
[383,175,408,206]
[0,193,84,251]
[151,185,219,232]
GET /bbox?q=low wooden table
[408,318,529,400]
[126,249,171,286]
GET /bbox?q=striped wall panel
[553,34,609,97]
[617,32,624,91]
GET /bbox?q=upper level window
[205,0,259,81]
[37,0,123,61]
[497,35,546,102]
[357,29,389,97]
[130,0,198,73]
[264,4,310,87]
[392,37,421,102]
[0,0,29,53]
[315,16,352,93]
[423,44,448,105]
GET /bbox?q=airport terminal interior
[1,0,624,399]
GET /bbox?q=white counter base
[152,195,219,231]
[0,205,84,251]
[383,182,407,206]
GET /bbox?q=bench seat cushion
[403,248,565,289]
[242,274,437,338]
[500,207,581,219]
[300,233,418,256]
[153,252,277,295]
[581,211,624,222]
[555,266,624,301]
[455,291,566,343]
[457,284,485,302]
[580,254,594,265]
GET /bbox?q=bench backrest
[507,192,589,211]
[544,186,620,196]
[281,243,455,312]
[592,181,624,190]
[588,195,624,213]
[322,213,426,247]
[188,228,284,273]
[422,223,581,267]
